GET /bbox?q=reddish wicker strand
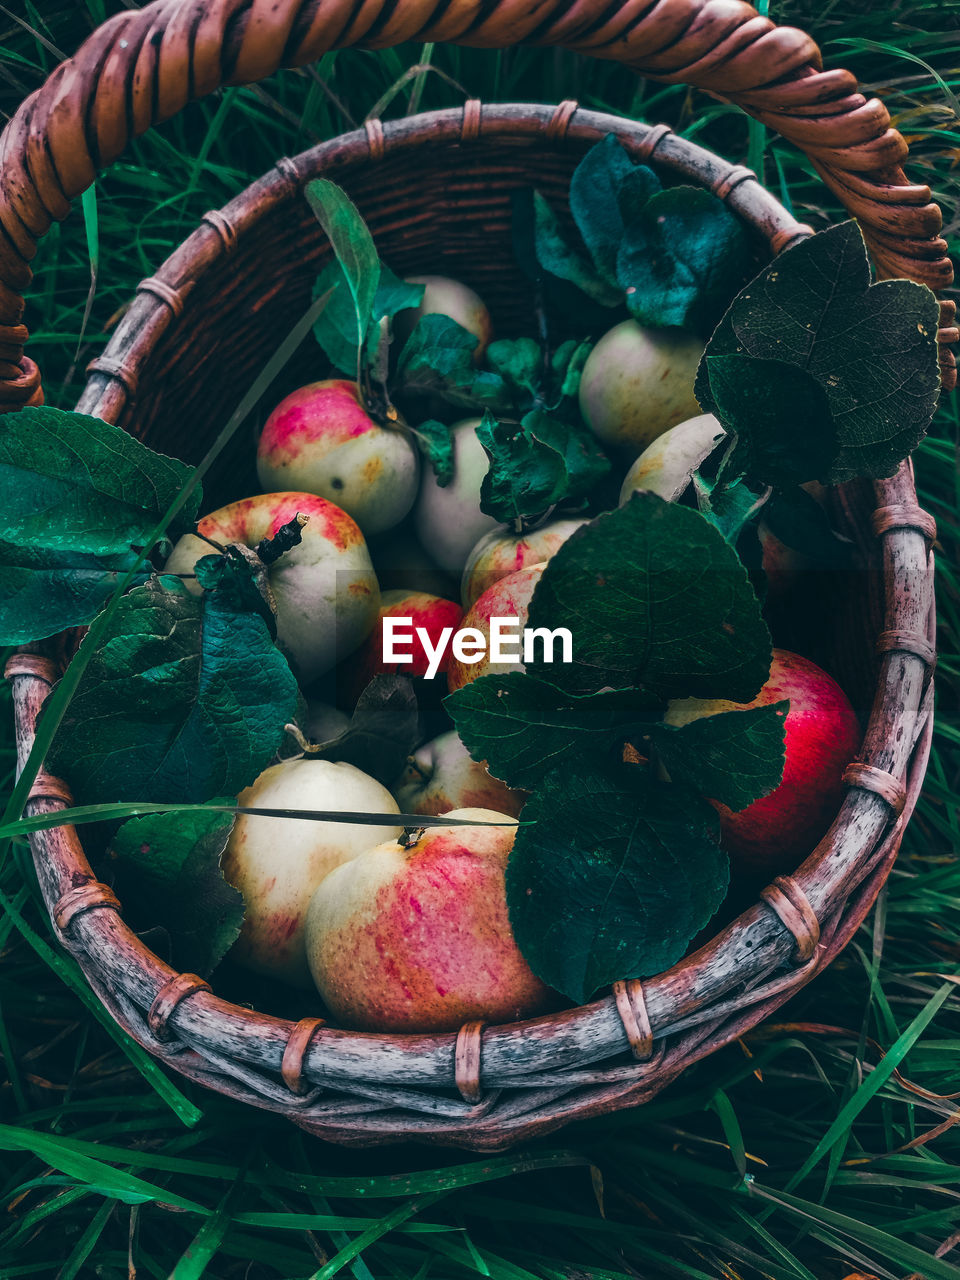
[546,99,578,140]
[613,978,655,1060]
[759,876,820,962]
[27,769,74,806]
[872,504,937,540]
[281,1017,326,1095]
[136,275,186,318]
[53,883,121,936]
[455,1021,485,1103]
[461,99,482,142]
[4,653,58,683]
[843,763,907,815]
[875,629,937,667]
[148,973,211,1040]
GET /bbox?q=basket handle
[0,0,955,412]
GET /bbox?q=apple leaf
[0,543,147,645]
[309,675,419,786]
[525,492,772,701]
[109,807,243,977]
[0,405,200,556]
[396,314,512,412]
[305,179,380,351]
[617,186,751,333]
[691,470,768,546]
[445,672,661,790]
[313,261,424,376]
[506,762,727,1003]
[408,418,455,486]
[486,338,543,398]
[647,702,788,813]
[46,575,299,805]
[570,134,662,287]
[477,409,610,524]
[529,189,622,307]
[551,338,594,403]
[695,220,941,484]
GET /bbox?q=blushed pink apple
[163,491,379,684]
[304,808,550,1031]
[257,380,419,535]
[446,563,547,693]
[394,275,493,363]
[664,649,861,875]
[579,320,704,457]
[339,589,464,703]
[414,419,500,572]
[461,518,587,610]
[223,758,402,987]
[394,730,527,818]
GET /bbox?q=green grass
[2,3,960,1277]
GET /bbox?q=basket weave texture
[1,0,948,1149]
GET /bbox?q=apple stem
[255,513,309,567]
[404,754,431,783]
[398,826,425,849]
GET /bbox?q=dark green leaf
[309,675,419,786]
[696,221,941,483]
[569,134,661,286]
[374,265,425,322]
[0,543,145,645]
[477,409,610,524]
[0,406,200,556]
[551,338,594,402]
[445,672,661,789]
[617,186,751,333]
[193,549,276,633]
[506,762,727,1003]
[110,808,244,976]
[312,261,364,376]
[305,179,380,351]
[525,493,772,701]
[409,419,455,486]
[648,702,788,812]
[531,190,622,307]
[708,355,838,487]
[396,314,511,412]
[486,338,543,396]
[691,470,768,545]
[46,576,299,804]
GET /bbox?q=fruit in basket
[414,419,501,571]
[579,320,704,457]
[303,700,350,744]
[461,517,588,610]
[256,380,420,536]
[619,413,725,504]
[447,562,547,693]
[338,589,464,702]
[163,491,379,684]
[222,758,402,986]
[664,649,861,875]
[305,808,550,1030]
[394,730,527,818]
[367,525,457,598]
[394,275,493,362]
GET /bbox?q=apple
[256,380,420,536]
[338,588,464,703]
[579,320,704,457]
[619,413,725,505]
[757,521,819,601]
[664,649,861,875]
[394,730,527,818]
[414,419,500,572]
[446,562,546,693]
[461,517,588,610]
[394,275,493,363]
[303,700,350,744]
[222,758,402,987]
[305,808,551,1031]
[366,525,458,599]
[163,491,379,684]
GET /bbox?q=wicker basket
[2,0,953,1150]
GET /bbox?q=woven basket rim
[9,102,938,1148]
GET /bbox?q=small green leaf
[649,702,788,812]
[708,354,838,487]
[110,808,244,977]
[526,493,772,701]
[445,672,661,790]
[0,543,146,645]
[477,408,610,524]
[486,337,543,396]
[695,221,941,483]
[374,266,424,322]
[310,675,419,787]
[312,261,365,375]
[396,314,511,412]
[617,186,751,333]
[551,338,594,402]
[409,418,455,485]
[691,470,768,545]
[569,134,661,287]
[0,406,200,556]
[305,179,381,350]
[531,190,622,307]
[46,576,299,805]
[506,762,727,1003]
